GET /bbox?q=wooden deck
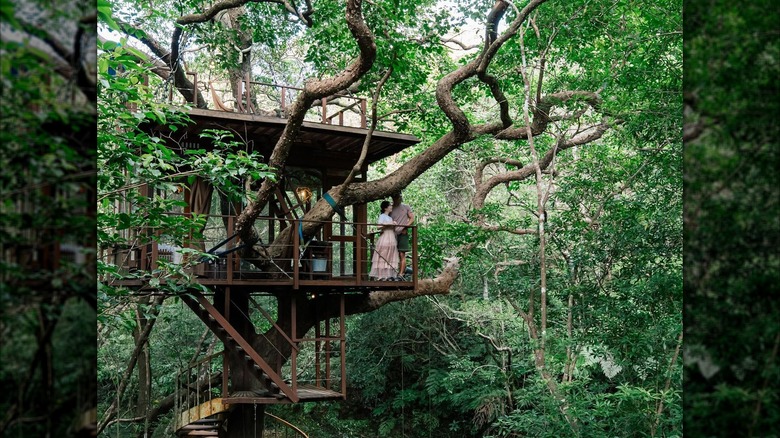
[177,385,343,432]
[223,384,345,405]
[114,275,415,292]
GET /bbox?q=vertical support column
[315,321,321,387]
[325,316,331,390]
[222,287,230,396]
[321,97,328,123]
[293,220,300,290]
[187,72,198,107]
[280,86,286,115]
[244,73,255,113]
[355,223,363,286]
[227,216,234,282]
[236,79,245,113]
[360,99,367,128]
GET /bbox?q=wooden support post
[222,288,230,397]
[325,317,331,390]
[227,216,234,282]
[280,86,286,115]
[355,223,363,286]
[188,72,198,107]
[321,97,327,123]
[315,321,321,387]
[293,220,300,290]
[244,73,255,113]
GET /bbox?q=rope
[322,193,346,221]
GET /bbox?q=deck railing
[166,73,368,129]
[108,214,417,289]
[174,351,225,430]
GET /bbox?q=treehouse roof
[156,108,421,171]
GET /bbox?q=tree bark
[133,297,153,417]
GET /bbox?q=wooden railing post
[355,223,363,286]
[187,72,198,107]
[291,297,298,394]
[293,220,300,290]
[325,317,331,390]
[321,97,327,123]
[315,322,321,387]
[227,216,234,282]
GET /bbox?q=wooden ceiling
[156,108,420,171]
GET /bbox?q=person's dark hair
[380,200,391,212]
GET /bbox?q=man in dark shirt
[390,192,414,279]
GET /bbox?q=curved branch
[475,158,524,188]
[475,119,611,208]
[338,65,394,193]
[494,90,601,140]
[436,0,549,141]
[115,21,207,108]
[236,0,377,246]
[311,257,461,320]
[478,1,512,127]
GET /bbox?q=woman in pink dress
[370,200,401,281]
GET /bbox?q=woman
[369,200,401,281]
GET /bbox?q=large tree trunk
[225,404,265,438]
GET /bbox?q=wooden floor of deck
[223,384,344,404]
[115,276,415,292]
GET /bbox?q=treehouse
[111,77,422,437]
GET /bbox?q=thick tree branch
[337,65,394,193]
[494,90,601,140]
[436,0,550,140]
[474,119,609,209]
[114,21,206,107]
[236,0,377,247]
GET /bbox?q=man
[390,192,414,279]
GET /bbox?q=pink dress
[369,213,400,279]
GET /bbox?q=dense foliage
[683,0,780,435]
[0,0,97,435]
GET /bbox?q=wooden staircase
[176,405,309,437]
[179,291,298,402]
[175,289,346,436]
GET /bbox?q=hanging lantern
[296,186,312,203]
